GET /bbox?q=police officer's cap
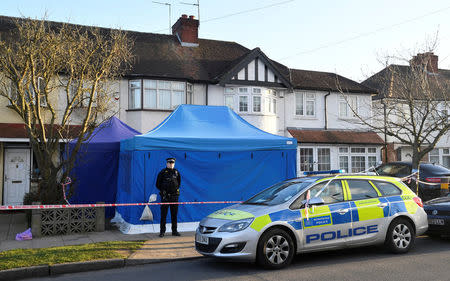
[166,157,176,163]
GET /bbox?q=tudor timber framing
[217,48,292,89]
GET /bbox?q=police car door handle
[338,208,349,215]
[377,203,388,208]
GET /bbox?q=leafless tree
[0,16,133,203]
[338,46,450,170]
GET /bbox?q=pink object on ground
[15,228,32,241]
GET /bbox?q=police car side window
[308,180,344,204]
[347,180,379,200]
[371,181,401,196]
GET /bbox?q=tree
[339,48,450,171]
[0,16,133,203]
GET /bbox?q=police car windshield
[244,180,313,206]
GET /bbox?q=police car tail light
[413,197,423,208]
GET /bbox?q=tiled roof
[290,69,375,94]
[0,15,373,94]
[0,123,82,139]
[362,64,450,100]
[287,129,384,145]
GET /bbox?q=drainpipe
[205,83,209,105]
[382,99,388,162]
[324,91,331,130]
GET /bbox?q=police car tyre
[256,228,294,269]
[385,218,415,254]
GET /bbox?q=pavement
[0,212,201,280]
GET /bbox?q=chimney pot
[182,14,188,18]
[189,15,195,19]
[409,52,438,73]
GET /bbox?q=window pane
[443,156,450,169]
[300,148,314,171]
[225,95,234,109]
[306,93,315,99]
[172,82,185,91]
[129,81,141,109]
[253,88,261,94]
[158,89,171,109]
[172,90,185,108]
[351,147,365,153]
[430,149,439,156]
[143,80,157,89]
[368,156,377,168]
[351,156,366,173]
[339,156,348,172]
[239,96,248,112]
[371,181,401,196]
[159,81,171,89]
[347,180,379,200]
[296,93,303,115]
[430,156,439,164]
[273,99,276,114]
[306,100,314,116]
[308,180,344,204]
[317,148,331,171]
[143,89,156,108]
[253,96,261,112]
[225,87,234,93]
[239,88,248,93]
[339,147,348,153]
[443,148,449,155]
[339,101,347,117]
[368,147,377,153]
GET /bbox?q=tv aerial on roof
[180,0,200,27]
[153,1,172,33]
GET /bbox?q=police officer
[156,157,181,237]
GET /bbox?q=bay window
[128,79,187,110]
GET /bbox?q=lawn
[0,240,145,271]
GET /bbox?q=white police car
[195,171,428,269]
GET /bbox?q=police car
[195,171,428,269]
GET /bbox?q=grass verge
[0,240,145,271]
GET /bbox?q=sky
[3,0,450,82]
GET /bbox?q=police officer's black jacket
[156,168,181,196]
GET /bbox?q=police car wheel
[257,228,294,269]
[385,218,415,254]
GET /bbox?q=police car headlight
[218,218,254,232]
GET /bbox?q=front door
[4,148,31,205]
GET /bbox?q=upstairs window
[339,95,357,118]
[253,96,261,112]
[239,95,248,112]
[129,79,187,110]
[295,92,315,116]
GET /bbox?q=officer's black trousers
[160,196,178,234]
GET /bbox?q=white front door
[4,148,31,205]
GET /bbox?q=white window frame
[128,79,187,110]
[295,92,315,117]
[429,148,450,168]
[224,95,235,110]
[128,80,142,109]
[339,95,358,119]
[252,95,261,113]
[298,146,331,173]
[339,146,379,173]
[238,95,249,113]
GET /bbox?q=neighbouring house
[362,52,450,168]
[0,14,383,205]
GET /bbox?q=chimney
[409,52,439,73]
[172,14,199,47]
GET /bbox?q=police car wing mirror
[149,194,157,203]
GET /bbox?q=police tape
[399,172,441,186]
[0,201,243,211]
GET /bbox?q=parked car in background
[424,193,450,237]
[375,162,450,201]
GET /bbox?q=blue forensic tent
[67,117,140,217]
[116,105,297,230]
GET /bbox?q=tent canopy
[122,105,296,151]
[67,117,140,217]
[116,105,297,231]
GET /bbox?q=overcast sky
[3,0,450,82]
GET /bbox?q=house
[0,14,383,205]
[362,52,450,168]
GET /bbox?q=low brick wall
[31,202,105,238]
